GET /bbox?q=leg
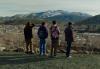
[40,39,43,55]
[26,43,29,53]
[29,39,33,53]
[54,46,57,56]
[66,41,72,57]
[43,39,46,55]
[51,40,54,56]
[50,46,53,56]
[25,39,29,53]
[54,40,58,56]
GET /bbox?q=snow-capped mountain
[0,10,92,24]
[38,10,65,18]
[27,10,91,19]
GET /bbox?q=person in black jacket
[38,22,48,56]
[24,22,35,54]
[64,22,74,58]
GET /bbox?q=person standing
[64,22,74,58]
[24,22,35,54]
[38,22,48,56]
[50,21,60,57]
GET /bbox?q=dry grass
[0,25,100,53]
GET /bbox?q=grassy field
[0,52,100,69]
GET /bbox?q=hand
[32,24,35,27]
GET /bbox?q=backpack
[38,30,45,38]
[38,26,47,39]
[51,26,59,38]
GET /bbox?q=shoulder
[39,26,42,29]
[65,28,68,30]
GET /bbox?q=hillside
[0,10,91,25]
[77,15,100,25]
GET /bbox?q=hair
[68,22,72,26]
[25,22,30,27]
[42,22,45,26]
[67,22,72,28]
[52,20,56,25]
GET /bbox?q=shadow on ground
[0,52,65,65]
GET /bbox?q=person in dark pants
[24,22,35,54]
[50,21,60,57]
[38,22,48,56]
[64,22,74,58]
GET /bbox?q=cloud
[0,0,100,16]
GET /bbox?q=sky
[0,0,100,16]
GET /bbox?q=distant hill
[0,10,91,24]
[77,15,100,25]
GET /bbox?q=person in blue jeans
[39,39,46,55]
[38,22,48,56]
[64,22,74,58]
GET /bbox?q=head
[67,22,72,28]
[41,22,46,26]
[52,20,56,25]
[52,20,57,27]
[25,22,30,27]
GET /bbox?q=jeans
[39,39,46,55]
[66,41,72,57]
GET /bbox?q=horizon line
[0,10,99,17]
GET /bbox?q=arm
[30,23,35,28]
[45,27,48,38]
[37,27,40,37]
[57,27,60,34]
[64,28,67,41]
[71,29,74,42]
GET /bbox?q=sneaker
[25,51,29,54]
[29,51,34,54]
[54,54,56,56]
[67,56,72,58]
[44,54,49,56]
[39,53,43,56]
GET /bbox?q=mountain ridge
[77,14,100,25]
[0,10,92,24]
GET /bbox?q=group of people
[24,21,73,58]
